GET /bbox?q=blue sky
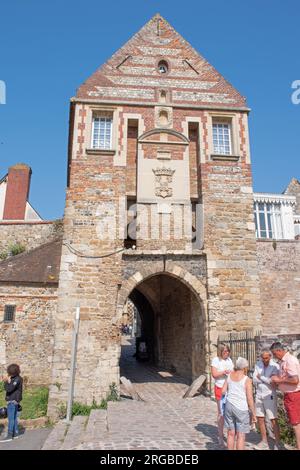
[0,0,299,219]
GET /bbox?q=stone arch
[117,265,209,381]
[116,264,207,322]
[138,128,189,144]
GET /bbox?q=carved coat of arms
[152,167,175,198]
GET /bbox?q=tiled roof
[0,239,62,284]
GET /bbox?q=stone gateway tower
[48,14,261,415]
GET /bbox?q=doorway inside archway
[120,273,206,386]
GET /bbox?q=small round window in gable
[158,60,168,74]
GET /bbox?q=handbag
[0,406,7,419]
[17,404,22,412]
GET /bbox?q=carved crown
[152,167,175,177]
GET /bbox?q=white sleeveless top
[227,374,249,411]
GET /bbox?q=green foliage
[57,402,67,420]
[9,243,26,256]
[0,385,49,420]
[277,399,296,447]
[106,382,119,402]
[54,382,62,391]
[71,399,107,416]
[0,251,8,260]
[57,383,120,419]
[53,219,63,232]
[0,382,119,421]
[20,387,49,420]
[0,243,26,260]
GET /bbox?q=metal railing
[217,330,261,373]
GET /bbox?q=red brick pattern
[3,164,31,220]
[76,14,247,109]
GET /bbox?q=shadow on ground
[195,423,263,450]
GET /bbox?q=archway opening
[120,273,206,384]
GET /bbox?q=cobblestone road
[74,337,264,450]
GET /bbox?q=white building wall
[0,180,7,220]
[24,202,42,221]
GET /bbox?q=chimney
[3,163,32,220]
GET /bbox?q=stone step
[42,420,69,450]
[61,415,88,450]
[82,409,107,443]
[108,399,147,409]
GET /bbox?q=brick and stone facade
[0,14,299,418]
[0,240,62,384]
[0,220,63,253]
[0,285,57,385]
[46,14,263,416]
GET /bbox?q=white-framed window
[91,115,112,150]
[212,122,232,155]
[254,202,284,239]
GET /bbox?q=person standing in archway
[211,343,234,447]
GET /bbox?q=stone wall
[257,240,300,335]
[159,275,205,380]
[0,220,63,253]
[125,271,206,381]
[257,334,300,360]
[202,147,262,339]
[48,14,260,416]
[284,178,300,213]
[0,284,57,385]
[47,139,125,416]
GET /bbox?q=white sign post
[66,305,80,422]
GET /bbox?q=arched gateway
[47,14,262,418]
[117,266,208,382]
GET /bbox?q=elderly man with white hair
[253,348,283,450]
[222,357,257,450]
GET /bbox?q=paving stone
[61,415,87,449]
[42,421,69,450]
[46,339,288,450]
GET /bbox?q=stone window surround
[156,58,171,76]
[212,121,232,155]
[206,111,240,161]
[85,105,119,155]
[119,113,145,167]
[91,115,113,151]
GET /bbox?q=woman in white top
[222,357,257,450]
[211,343,234,446]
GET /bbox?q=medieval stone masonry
[0,14,299,417]
[47,13,264,415]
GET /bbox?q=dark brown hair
[7,364,20,377]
